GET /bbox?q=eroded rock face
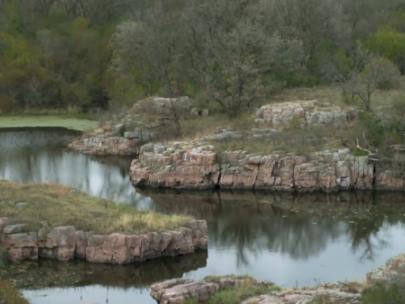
[131,143,220,190]
[0,220,208,264]
[255,100,350,129]
[130,143,405,192]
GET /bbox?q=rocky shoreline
[0,217,207,264]
[68,98,405,193]
[150,255,405,304]
[129,143,404,192]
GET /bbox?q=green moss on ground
[0,115,97,132]
[185,277,280,304]
[0,180,192,234]
[0,280,29,304]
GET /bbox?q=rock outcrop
[150,254,405,304]
[130,143,405,192]
[68,122,140,156]
[131,142,220,189]
[0,219,208,264]
[151,276,269,304]
[150,276,361,304]
[69,96,206,156]
[367,254,405,285]
[255,100,351,129]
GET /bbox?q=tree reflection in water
[145,190,405,265]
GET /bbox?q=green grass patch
[212,126,344,156]
[352,147,370,157]
[361,283,405,304]
[185,277,279,304]
[0,115,97,132]
[0,180,192,233]
[0,280,29,304]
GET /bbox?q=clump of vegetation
[0,280,29,304]
[0,181,192,233]
[361,283,404,304]
[186,277,280,304]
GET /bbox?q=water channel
[1,128,405,304]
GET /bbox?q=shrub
[362,283,404,304]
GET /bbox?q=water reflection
[141,190,405,285]
[0,128,150,204]
[1,129,405,301]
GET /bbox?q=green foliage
[0,1,113,112]
[362,283,405,304]
[343,56,401,111]
[357,112,386,149]
[367,28,405,74]
[1,0,405,116]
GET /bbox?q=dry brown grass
[0,280,29,304]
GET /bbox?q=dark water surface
[1,128,405,304]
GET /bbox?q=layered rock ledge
[0,217,208,264]
[255,100,353,129]
[69,96,207,156]
[68,122,140,156]
[150,255,405,304]
[130,143,405,192]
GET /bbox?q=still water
[1,128,405,304]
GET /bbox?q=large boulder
[130,143,220,190]
[256,100,350,129]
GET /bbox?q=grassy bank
[0,180,192,233]
[0,280,29,304]
[185,277,279,304]
[0,115,97,132]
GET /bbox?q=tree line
[0,0,405,115]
